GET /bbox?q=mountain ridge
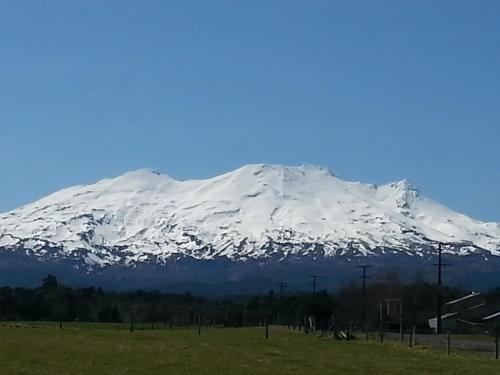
[0,164,498,272]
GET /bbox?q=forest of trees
[1,274,498,333]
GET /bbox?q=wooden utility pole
[309,274,320,293]
[276,281,287,297]
[437,243,444,335]
[276,281,287,326]
[433,243,450,334]
[357,265,372,339]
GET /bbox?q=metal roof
[482,312,500,321]
[444,292,482,306]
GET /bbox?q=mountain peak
[119,168,170,178]
[230,163,335,178]
[389,178,418,193]
[117,168,176,181]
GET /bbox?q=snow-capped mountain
[1,164,499,273]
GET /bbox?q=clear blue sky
[0,1,499,221]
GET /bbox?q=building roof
[482,312,500,321]
[444,292,482,306]
[440,312,459,319]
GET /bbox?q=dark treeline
[1,274,499,332]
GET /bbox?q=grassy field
[0,323,498,374]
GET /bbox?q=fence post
[265,317,269,339]
[409,329,413,348]
[495,328,499,360]
[198,312,202,335]
[399,301,404,342]
[379,300,383,343]
[447,331,451,356]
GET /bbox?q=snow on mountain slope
[0,164,498,267]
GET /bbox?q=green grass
[0,324,498,374]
